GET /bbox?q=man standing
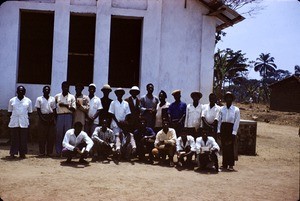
[85,83,102,137]
[62,122,94,164]
[108,88,131,136]
[217,92,240,171]
[74,83,89,126]
[8,86,33,159]
[184,91,202,131]
[125,86,141,132]
[99,84,113,126]
[35,86,56,157]
[195,129,220,172]
[140,83,159,128]
[54,81,76,156]
[202,93,220,139]
[91,119,115,161]
[152,120,177,167]
[168,90,187,135]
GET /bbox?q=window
[67,14,96,86]
[18,10,54,84]
[108,17,142,88]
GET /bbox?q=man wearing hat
[108,88,131,136]
[184,91,203,131]
[168,90,187,135]
[217,91,240,171]
[125,86,141,132]
[99,84,113,126]
[85,83,102,137]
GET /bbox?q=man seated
[115,123,137,163]
[152,120,177,167]
[133,118,156,163]
[195,129,220,172]
[91,119,115,162]
[176,132,196,169]
[62,122,94,164]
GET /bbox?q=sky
[216,0,300,79]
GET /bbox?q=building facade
[0,0,243,109]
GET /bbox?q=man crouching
[62,122,94,164]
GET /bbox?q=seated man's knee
[152,148,159,156]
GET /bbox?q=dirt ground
[0,121,299,201]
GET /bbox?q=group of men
[7,81,240,172]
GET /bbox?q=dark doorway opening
[108,17,142,88]
[18,10,54,84]
[67,14,96,86]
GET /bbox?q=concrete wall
[0,0,216,109]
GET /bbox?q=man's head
[17,85,26,97]
[101,119,108,130]
[88,83,96,95]
[162,119,170,131]
[101,84,112,96]
[138,117,147,130]
[202,129,208,141]
[43,86,51,96]
[172,90,181,102]
[190,91,202,102]
[224,91,234,105]
[129,86,140,97]
[75,83,84,95]
[181,132,187,142]
[209,93,217,104]
[61,81,69,94]
[146,83,154,94]
[115,88,125,99]
[158,90,167,102]
[74,121,83,135]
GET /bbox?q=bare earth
[0,121,299,201]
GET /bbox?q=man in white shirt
[201,93,220,138]
[91,119,115,162]
[196,129,220,173]
[176,132,196,169]
[108,88,131,135]
[85,83,102,136]
[152,120,177,167]
[8,86,33,159]
[62,122,94,164]
[184,91,202,131]
[54,81,76,156]
[35,86,56,157]
[217,92,240,171]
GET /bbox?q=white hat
[89,83,96,88]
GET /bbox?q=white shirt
[154,128,177,147]
[184,103,202,128]
[35,96,56,114]
[8,96,33,128]
[201,104,220,124]
[92,126,115,145]
[55,93,76,114]
[195,136,220,154]
[108,100,131,128]
[155,102,170,127]
[115,132,136,150]
[62,129,94,152]
[217,105,240,135]
[176,135,196,152]
[88,96,102,124]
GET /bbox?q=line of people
[7,82,240,172]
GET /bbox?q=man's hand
[73,147,80,153]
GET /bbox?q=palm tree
[254,53,277,79]
[254,53,277,102]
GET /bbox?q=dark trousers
[220,123,235,167]
[38,119,55,155]
[137,139,154,160]
[93,140,113,158]
[62,143,86,160]
[197,152,218,169]
[10,128,28,156]
[178,146,194,164]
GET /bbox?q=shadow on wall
[0,110,39,142]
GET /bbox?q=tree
[254,53,277,102]
[295,65,300,76]
[214,48,249,99]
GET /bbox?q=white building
[0,0,243,109]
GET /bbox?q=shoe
[9,154,16,159]
[228,166,235,171]
[65,157,72,163]
[169,161,175,167]
[20,154,26,159]
[177,161,183,167]
[79,159,89,165]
